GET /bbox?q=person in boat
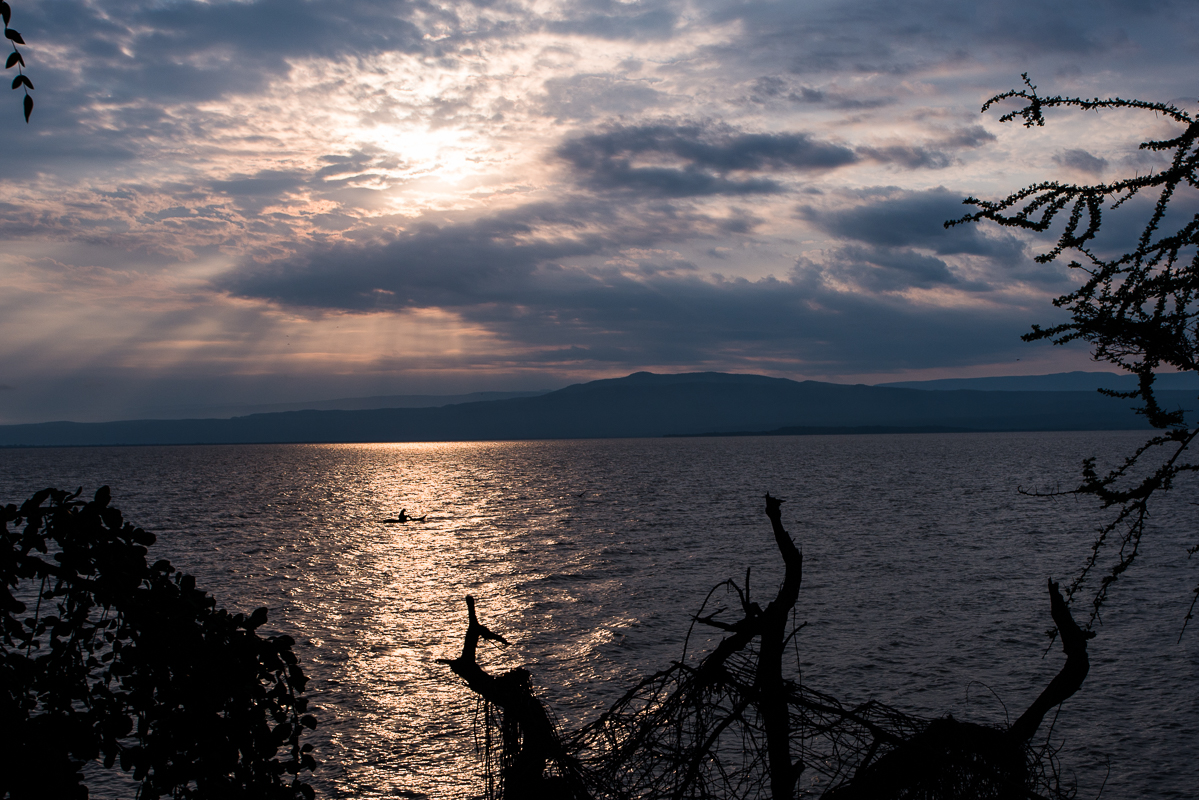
[383,509,426,523]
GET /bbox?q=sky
[1,0,1197,423]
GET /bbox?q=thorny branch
[948,74,1199,630]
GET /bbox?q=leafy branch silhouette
[948,74,1199,635]
[1,487,316,799]
[2,1,32,121]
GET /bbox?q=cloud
[213,190,1059,379]
[219,203,612,310]
[858,145,954,170]
[460,262,1049,372]
[557,124,857,196]
[545,0,679,40]
[790,187,1078,293]
[210,171,308,198]
[208,170,310,213]
[814,245,974,292]
[541,75,667,121]
[940,126,997,149]
[857,127,997,171]
[799,188,1028,265]
[1053,148,1108,175]
[20,0,425,105]
[750,77,895,109]
[711,0,1175,80]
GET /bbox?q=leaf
[4,28,24,45]
[273,722,294,743]
[248,606,269,629]
[1,3,10,27]
[23,91,31,122]
[11,73,31,90]
[5,51,21,69]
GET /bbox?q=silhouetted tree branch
[2,1,32,121]
[438,596,589,799]
[1010,580,1095,742]
[948,74,1199,631]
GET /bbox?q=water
[2,432,1197,799]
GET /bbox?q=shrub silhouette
[1,486,315,799]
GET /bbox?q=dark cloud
[710,0,1185,79]
[215,195,1059,376]
[790,188,1077,292]
[751,76,788,98]
[462,261,1050,372]
[557,124,857,196]
[799,188,1028,265]
[210,172,307,197]
[751,78,895,109]
[140,205,237,225]
[572,164,784,197]
[217,192,758,310]
[858,145,954,170]
[313,150,404,183]
[527,345,636,363]
[940,126,997,149]
[815,245,974,292]
[1053,148,1108,175]
[16,1,426,107]
[857,127,996,170]
[219,204,611,310]
[545,0,678,40]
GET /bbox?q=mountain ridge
[2,371,1193,447]
[878,370,1199,392]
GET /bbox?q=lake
[2,431,1196,798]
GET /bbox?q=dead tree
[437,596,590,799]
[1010,581,1094,743]
[678,493,805,799]
[825,579,1092,800]
[442,495,1093,800]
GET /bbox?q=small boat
[382,509,427,523]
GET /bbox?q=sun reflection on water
[296,441,592,798]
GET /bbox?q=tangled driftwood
[442,495,1091,800]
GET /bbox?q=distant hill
[146,389,553,419]
[877,370,1199,392]
[2,371,1194,447]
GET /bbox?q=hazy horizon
[5,368,1195,426]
